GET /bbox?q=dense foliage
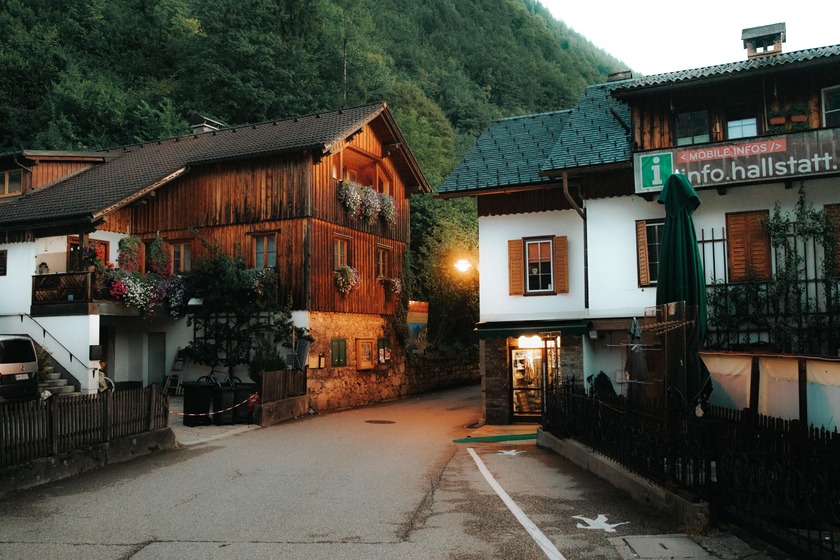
[1,0,624,354]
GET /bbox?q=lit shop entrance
[510,333,560,421]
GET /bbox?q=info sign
[634,128,840,194]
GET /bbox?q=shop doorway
[510,334,560,421]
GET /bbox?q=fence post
[798,358,808,431]
[748,356,760,414]
[49,396,59,456]
[148,385,157,431]
[103,390,112,442]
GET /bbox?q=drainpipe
[562,172,589,309]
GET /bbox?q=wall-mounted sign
[634,128,840,193]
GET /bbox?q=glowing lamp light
[454,259,473,273]
[517,335,543,349]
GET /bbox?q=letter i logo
[641,153,673,190]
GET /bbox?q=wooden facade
[104,122,410,316]
[623,63,835,151]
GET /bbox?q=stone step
[44,385,76,395]
[43,372,62,381]
[40,378,69,388]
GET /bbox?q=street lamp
[454,259,472,273]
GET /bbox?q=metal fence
[0,386,169,469]
[699,224,840,356]
[544,380,840,560]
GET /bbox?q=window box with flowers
[381,277,402,299]
[378,193,396,224]
[334,265,359,295]
[337,180,363,217]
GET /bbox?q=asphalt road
[0,385,781,559]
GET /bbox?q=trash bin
[212,385,235,426]
[182,381,213,427]
[233,383,257,424]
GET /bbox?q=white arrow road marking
[572,514,630,533]
[468,447,566,560]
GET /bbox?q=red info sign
[677,138,787,163]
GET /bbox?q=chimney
[607,70,633,82]
[742,23,786,60]
[189,114,226,134]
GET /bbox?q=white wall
[478,209,585,322]
[0,242,36,314]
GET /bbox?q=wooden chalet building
[0,102,429,411]
[440,24,840,426]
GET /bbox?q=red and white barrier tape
[169,393,259,417]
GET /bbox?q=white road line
[467,447,566,560]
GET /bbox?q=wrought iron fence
[699,221,840,357]
[544,380,840,560]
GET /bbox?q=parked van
[0,335,39,403]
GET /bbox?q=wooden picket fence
[260,369,307,404]
[0,386,168,469]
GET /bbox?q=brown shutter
[508,239,524,295]
[553,236,568,294]
[636,220,650,287]
[727,211,771,282]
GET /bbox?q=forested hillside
[0,0,625,352]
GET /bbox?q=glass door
[511,338,560,420]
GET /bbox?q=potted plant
[767,109,786,126]
[787,103,809,123]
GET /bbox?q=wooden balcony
[30,272,140,317]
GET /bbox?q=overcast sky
[538,0,840,75]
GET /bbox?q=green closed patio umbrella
[655,173,712,407]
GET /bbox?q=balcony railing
[31,272,113,306]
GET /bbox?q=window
[334,237,349,269]
[823,85,840,127]
[636,219,665,287]
[356,338,374,370]
[171,242,191,273]
[526,239,553,292]
[508,236,568,296]
[0,170,21,197]
[675,111,710,146]
[0,250,6,276]
[726,211,771,282]
[331,338,347,367]
[254,234,276,270]
[376,247,390,278]
[727,117,758,140]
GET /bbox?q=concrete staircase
[38,366,80,397]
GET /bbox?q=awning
[474,320,589,339]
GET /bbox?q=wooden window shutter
[826,204,840,267]
[636,220,651,287]
[553,236,568,294]
[727,211,771,282]
[508,239,524,295]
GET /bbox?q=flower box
[768,116,786,125]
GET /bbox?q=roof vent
[189,114,227,134]
[742,22,785,59]
[607,70,633,82]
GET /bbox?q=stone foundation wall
[304,311,479,412]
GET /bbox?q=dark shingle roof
[0,102,426,229]
[438,110,571,194]
[613,44,840,92]
[541,83,632,173]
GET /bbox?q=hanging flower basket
[334,266,359,294]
